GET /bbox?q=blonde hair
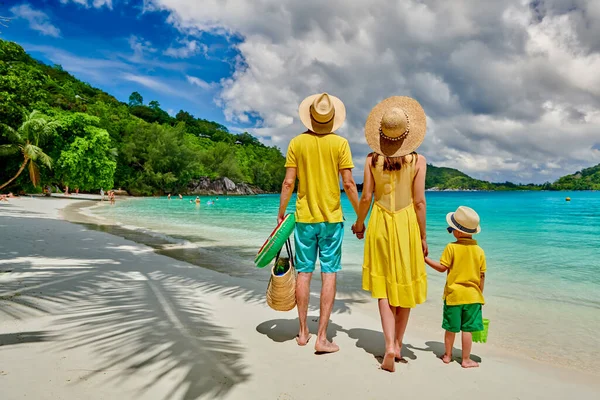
[371,152,418,171]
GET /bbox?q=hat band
[451,215,478,234]
[379,110,410,142]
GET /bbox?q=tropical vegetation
[0,39,285,195]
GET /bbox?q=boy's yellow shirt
[284,132,354,223]
[440,238,486,305]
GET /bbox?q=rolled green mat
[472,318,490,343]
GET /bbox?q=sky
[2,0,600,183]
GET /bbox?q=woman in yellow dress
[352,96,428,372]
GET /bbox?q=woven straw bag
[266,239,297,311]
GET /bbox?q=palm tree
[0,111,57,190]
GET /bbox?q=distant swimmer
[216,196,219,201]
[179,194,183,199]
[207,200,214,206]
[195,196,201,205]
[168,194,171,200]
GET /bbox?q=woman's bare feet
[394,344,407,363]
[314,339,339,354]
[442,354,452,364]
[295,332,312,346]
[461,359,479,368]
[381,352,396,372]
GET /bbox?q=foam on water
[93,191,600,371]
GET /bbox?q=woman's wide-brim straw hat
[365,96,427,157]
[446,206,482,235]
[299,92,346,134]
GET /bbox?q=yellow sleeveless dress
[362,154,427,308]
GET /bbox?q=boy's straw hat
[365,96,427,157]
[298,93,346,134]
[447,206,481,234]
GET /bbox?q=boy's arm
[479,273,485,293]
[424,257,448,273]
[479,253,487,293]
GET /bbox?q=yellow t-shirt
[284,132,354,223]
[440,238,486,305]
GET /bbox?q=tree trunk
[0,157,28,191]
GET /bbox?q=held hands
[352,222,366,240]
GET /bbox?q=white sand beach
[1,197,598,400]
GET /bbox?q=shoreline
[67,199,598,376]
[1,197,599,400]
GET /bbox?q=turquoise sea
[93,191,600,371]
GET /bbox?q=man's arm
[278,167,297,224]
[340,169,359,216]
[424,257,448,273]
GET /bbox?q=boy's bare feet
[381,352,395,372]
[442,354,452,364]
[314,339,339,354]
[461,359,479,368]
[295,332,312,346]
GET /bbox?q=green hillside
[425,164,545,191]
[552,164,600,190]
[0,39,285,195]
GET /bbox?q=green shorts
[442,302,483,333]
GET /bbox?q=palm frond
[28,160,41,187]
[22,143,52,168]
[1,124,23,144]
[0,144,19,156]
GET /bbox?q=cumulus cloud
[146,0,600,182]
[59,0,113,9]
[11,4,61,37]
[164,39,208,58]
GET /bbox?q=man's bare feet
[442,354,452,364]
[314,339,339,354]
[295,332,312,346]
[381,352,395,372]
[461,359,479,368]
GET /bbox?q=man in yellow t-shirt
[278,93,360,354]
[425,206,486,368]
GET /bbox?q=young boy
[425,206,486,369]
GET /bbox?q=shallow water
[93,191,600,372]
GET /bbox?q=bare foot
[314,339,339,354]
[394,344,407,363]
[295,333,312,346]
[442,354,452,364]
[381,352,395,372]
[461,359,479,368]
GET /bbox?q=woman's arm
[353,155,375,238]
[413,155,428,256]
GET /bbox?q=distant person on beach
[100,188,104,201]
[425,206,486,369]
[352,97,428,372]
[278,93,360,354]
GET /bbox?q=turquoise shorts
[294,222,344,274]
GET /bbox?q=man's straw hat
[365,96,426,157]
[298,93,346,134]
[447,206,481,235]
